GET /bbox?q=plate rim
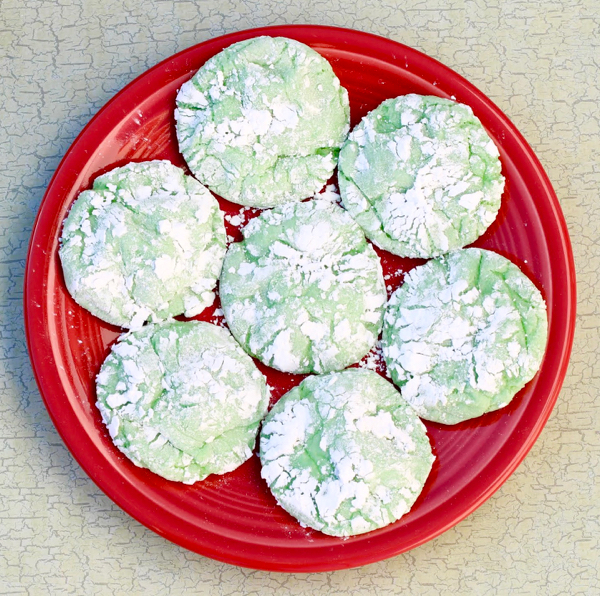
[24,24,577,572]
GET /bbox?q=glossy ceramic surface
[24,25,576,572]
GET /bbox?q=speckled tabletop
[2,1,599,594]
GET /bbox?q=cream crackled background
[1,0,598,594]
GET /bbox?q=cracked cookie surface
[59,160,226,328]
[219,199,386,374]
[382,248,548,424]
[338,94,504,258]
[96,321,269,484]
[260,369,434,536]
[175,36,350,208]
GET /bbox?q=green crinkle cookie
[59,160,226,329]
[96,321,270,484]
[260,369,435,537]
[175,36,350,208]
[382,248,548,424]
[338,94,504,258]
[219,199,386,374]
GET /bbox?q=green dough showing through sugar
[96,321,270,484]
[175,36,350,208]
[338,94,504,258]
[219,199,386,374]
[260,369,435,537]
[382,248,548,425]
[59,161,226,329]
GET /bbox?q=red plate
[24,25,576,572]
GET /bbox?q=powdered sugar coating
[260,369,434,537]
[220,200,386,374]
[382,248,548,424]
[175,36,350,208]
[338,95,504,258]
[59,161,226,329]
[96,321,269,484]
